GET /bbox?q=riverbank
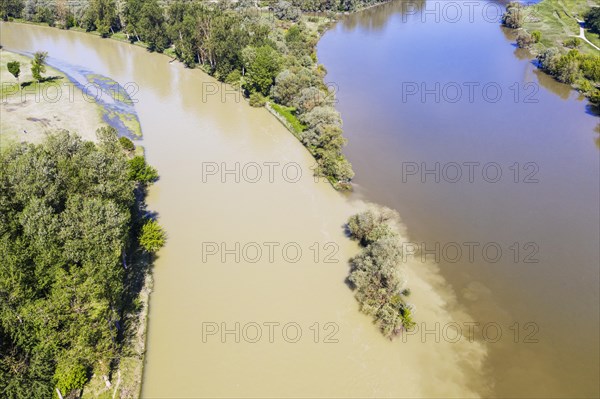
[1,17,491,398]
[1,46,153,397]
[2,7,355,189]
[0,49,103,145]
[504,0,600,104]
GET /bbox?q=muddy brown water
[317,1,599,397]
[2,20,492,398]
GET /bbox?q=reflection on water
[318,0,599,397]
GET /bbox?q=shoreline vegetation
[0,128,164,399]
[502,0,600,106]
[0,0,394,190]
[347,207,415,338]
[0,1,428,398]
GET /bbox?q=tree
[139,220,166,252]
[348,237,414,338]
[31,51,47,82]
[139,0,169,52]
[502,2,524,29]
[119,136,135,151]
[0,129,157,397]
[243,45,281,96]
[0,0,24,20]
[347,207,400,246]
[7,61,20,85]
[83,0,118,37]
[585,7,600,34]
[127,155,159,183]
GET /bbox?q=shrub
[127,155,158,183]
[54,362,88,399]
[225,69,242,88]
[502,2,524,29]
[516,32,534,49]
[119,136,135,151]
[563,37,582,49]
[531,30,541,43]
[347,207,400,246]
[249,92,266,107]
[139,219,166,252]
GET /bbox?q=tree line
[1,0,359,185]
[0,129,164,399]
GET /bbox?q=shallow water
[318,1,599,397]
[1,22,490,398]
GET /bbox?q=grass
[269,103,306,137]
[523,0,600,54]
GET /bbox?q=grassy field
[523,0,600,54]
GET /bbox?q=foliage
[538,48,600,91]
[127,155,159,183]
[274,0,301,21]
[347,208,414,338]
[347,207,400,246]
[516,32,534,49]
[54,362,88,399]
[563,37,581,49]
[0,128,159,398]
[30,51,47,82]
[531,30,541,43]
[585,7,600,34]
[138,219,166,253]
[7,60,20,82]
[243,45,281,96]
[83,0,119,37]
[502,2,524,29]
[119,136,135,151]
[0,0,23,20]
[249,91,266,107]
[14,0,356,188]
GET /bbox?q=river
[0,0,598,397]
[318,1,599,397]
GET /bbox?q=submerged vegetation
[0,128,163,398]
[347,207,414,339]
[0,0,379,187]
[503,1,600,105]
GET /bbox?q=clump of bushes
[347,207,414,338]
[249,92,266,107]
[516,32,535,49]
[119,136,135,151]
[563,37,582,49]
[502,2,525,29]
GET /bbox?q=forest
[0,129,164,398]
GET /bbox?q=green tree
[119,136,135,151]
[127,155,159,183]
[30,51,47,82]
[585,7,600,34]
[83,0,119,37]
[139,0,169,52]
[0,0,24,20]
[139,219,166,252]
[7,61,20,85]
[243,45,281,96]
